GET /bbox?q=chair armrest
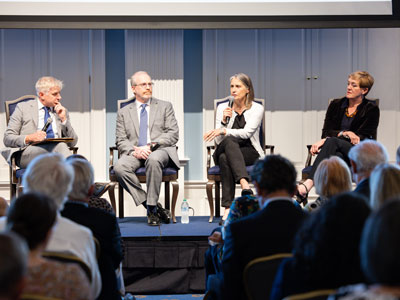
[305,145,312,167]
[206,145,216,171]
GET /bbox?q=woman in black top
[298,71,379,201]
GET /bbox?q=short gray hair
[35,76,63,95]
[22,153,74,210]
[370,163,400,209]
[130,71,150,87]
[0,232,28,298]
[348,140,388,175]
[67,158,94,200]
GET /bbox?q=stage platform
[119,216,220,294]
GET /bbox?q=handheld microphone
[42,117,53,132]
[225,96,234,124]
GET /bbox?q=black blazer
[221,200,307,300]
[321,97,379,140]
[61,202,123,300]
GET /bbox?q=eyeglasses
[135,82,154,88]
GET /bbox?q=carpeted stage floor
[118,216,220,295]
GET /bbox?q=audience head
[22,153,74,210]
[370,163,400,209]
[0,197,8,217]
[230,73,255,107]
[293,192,371,286]
[0,232,28,300]
[66,157,95,201]
[35,76,63,96]
[314,156,352,198]
[396,145,400,165]
[348,70,374,96]
[251,155,297,201]
[7,193,57,251]
[360,199,400,285]
[348,140,388,182]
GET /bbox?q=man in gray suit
[2,76,78,168]
[114,71,179,226]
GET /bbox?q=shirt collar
[262,196,294,209]
[135,98,151,109]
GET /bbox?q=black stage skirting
[119,216,220,294]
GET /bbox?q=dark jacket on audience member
[221,199,307,300]
[352,178,370,201]
[61,201,123,300]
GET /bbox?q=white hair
[35,76,63,95]
[22,153,74,210]
[67,158,94,200]
[348,140,389,175]
[130,71,150,87]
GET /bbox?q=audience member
[330,200,400,299]
[62,157,123,300]
[348,140,388,200]
[397,145,400,165]
[270,192,371,300]
[67,154,115,213]
[0,197,8,217]
[305,156,352,211]
[0,153,101,297]
[7,193,92,300]
[370,163,400,209]
[216,155,307,300]
[0,232,28,300]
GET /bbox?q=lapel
[149,97,159,132]
[32,98,40,129]
[127,98,140,137]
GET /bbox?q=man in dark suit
[220,155,307,300]
[348,139,388,200]
[61,157,123,300]
[2,76,78,168]
[114,71,179,226]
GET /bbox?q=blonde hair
[370,163,400,209]
[314,156,352,198]
[230,73,255,109]
[349,71,374,96]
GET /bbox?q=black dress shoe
[147,212,161,226]
[241,189,254,196]
[156,203,171,224]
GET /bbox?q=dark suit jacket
[321,97,379,140]
[352,178,370,201]
[61,201,123,300]
[221,199,307,300]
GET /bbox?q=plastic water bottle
[181,199,190,224]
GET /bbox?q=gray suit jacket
[2,98,78,163]
[116,96,180,168]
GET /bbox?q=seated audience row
[0,153,124,300]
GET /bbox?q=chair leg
[171,180,179,223]
[215,181,221,218]
[108,183,117,213]
[164,181,170,210]
[206,181,215,223]
[10,184,16,202]
[118,183,124,218]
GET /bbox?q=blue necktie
[138,104,148,146]
[44,107,55,138]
